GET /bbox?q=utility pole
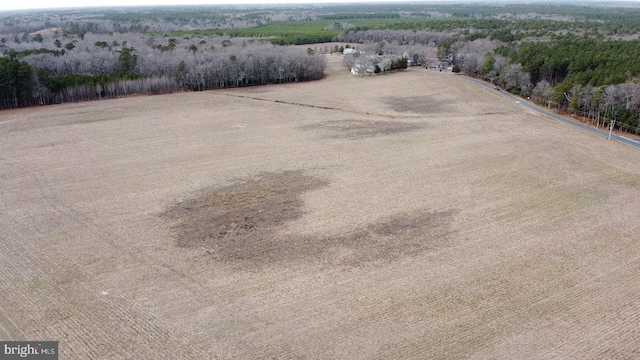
[608,119,616,140]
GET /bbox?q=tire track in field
[0,159,210,358]
[224,93,422,119]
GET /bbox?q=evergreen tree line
[504,38,640,88]
[452,36,640,133]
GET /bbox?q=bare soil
[1,54,639,359]
[386,95,455,114]
[300,119,423,139]
[162,171,328,264]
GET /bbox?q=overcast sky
[2,0,404,12]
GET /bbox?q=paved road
[419,69,640,149]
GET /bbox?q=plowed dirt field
[1,55,639,359]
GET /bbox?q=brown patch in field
[386,95,454,114]
[162,171,327,255]
[302,119,422,139]
[320,210,458,267]
[163,171,456,267]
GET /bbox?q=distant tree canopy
[512,38,640,87]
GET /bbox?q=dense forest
[1,2,640,133]
[0,33,326,108]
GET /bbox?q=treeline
[0,57,33,109]
[0,33,325,110]
[168,21,341,46]
[335,29,455,46]
[322,13,401,20]
[4,3,640,41]
[452,36,640,133]
[173,17,587,46]
[0,6,270,36]
[503,38,640,87]
[170,15,640,47]
[535,81,640,132]
[174,45,326,90]
[0,56,180,108]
